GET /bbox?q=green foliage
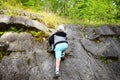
[27,58,31,65]
[1,30,48,41]
[8,27,18,32]
[0,26,49,42]
[0,51,7,62]
[0,52,3,61]
[29,31,49,41]
[23,0,34,6]
[21,0,120,24]
[98,56,108,63]
[96,56,118,63]
[0,0,120,25]
[0,0,21,7]
[0,32,4,36]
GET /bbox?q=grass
[0,32,4,36]
[0,1,23,11]
[0,51,7,62]
[0,26,49,41]
[0,1,120,29]
[0,2,71,28]
[96,56,118,63]
[29,30,49,41]
[37,11,73,28]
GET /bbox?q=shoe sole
[53,75,60,79]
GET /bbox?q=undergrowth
[96,56,118,63]
[0,26,49,41]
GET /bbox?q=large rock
[65,25,120,80]
[0,15,47,32]
[81,37,120,58]
[85,25,120,40]
[96,25,120,35]
[0,25,120,80]
[0,32,51,80]
[0,9,43,21]
[81,38,110,57]
[85,28,100,40]
[0,32,18,42]
[102,37,120,58]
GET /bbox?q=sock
[56,68,59,73]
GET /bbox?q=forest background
[0,0,120,26]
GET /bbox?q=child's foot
[61,52,65,61]
[53,71,60,79]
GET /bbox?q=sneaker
[47,47,54,53]
[62,51,65,57]
[53,71,60,79]
[61,51,65,61]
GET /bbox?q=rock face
[0,25,120,80]
[0,15,47,32]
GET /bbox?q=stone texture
[85,28,100,40]
[102,37,120,58]
[0,15,47,32]
[0,25,120,80]
[96,25,120,35]
[85,25,120,40]
[0,9,43,21]
[0,32,18,42]
[0,42,9,52]
[81,37,120,58]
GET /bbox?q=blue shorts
[54,43,68,59]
